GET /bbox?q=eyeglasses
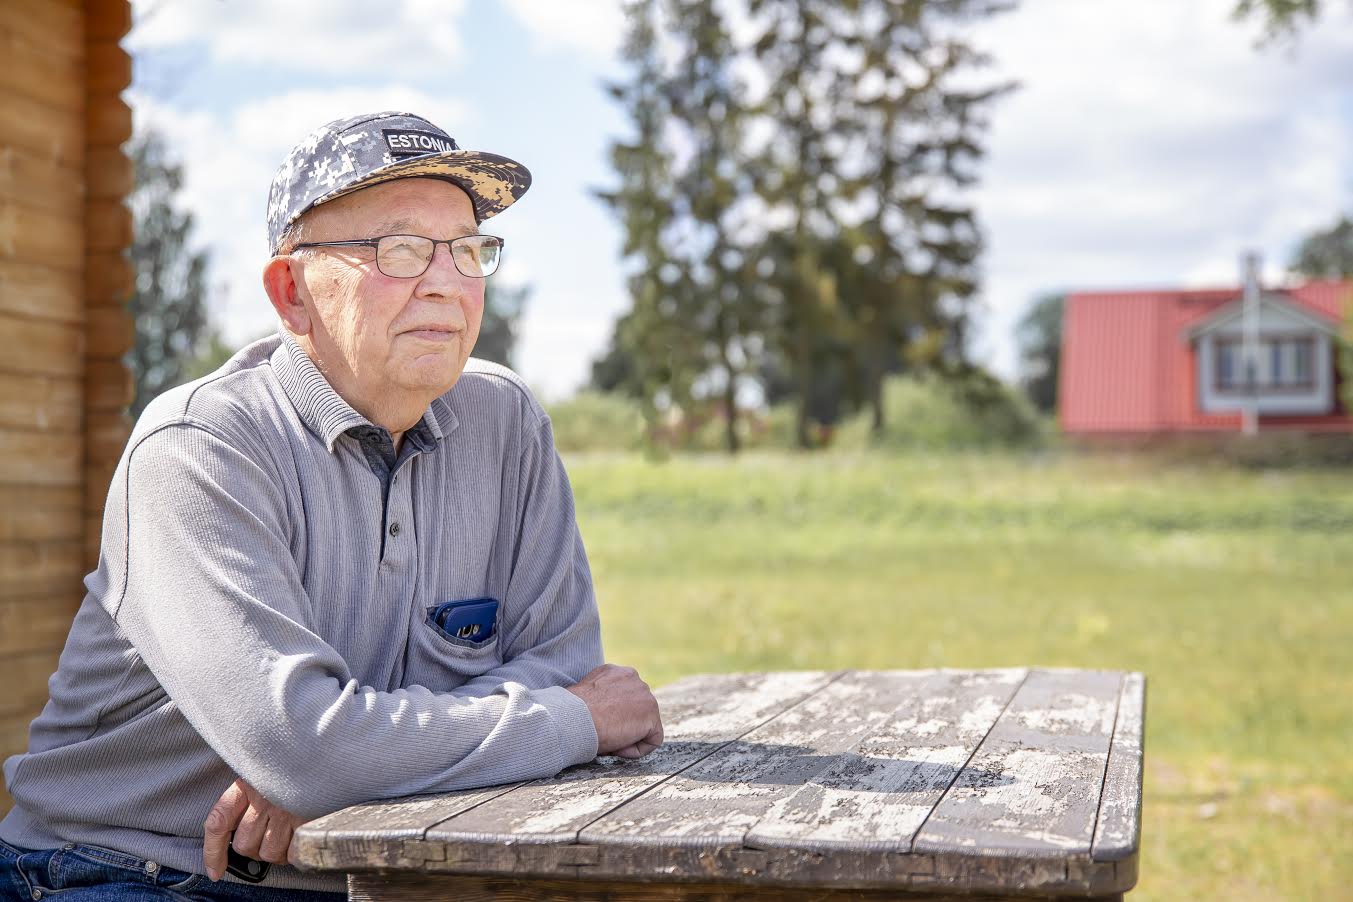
[291,234,504,278]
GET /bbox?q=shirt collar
[272,331,459,452]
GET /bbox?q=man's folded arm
[453,415,605,699]
[110,422,598,821]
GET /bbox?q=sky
[126,0,1353,401]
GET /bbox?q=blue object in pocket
[429,598,499,643]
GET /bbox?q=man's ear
[263,255,312,336]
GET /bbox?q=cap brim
[310,150,532,223]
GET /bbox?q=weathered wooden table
[294,668,1145,900]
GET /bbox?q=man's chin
[393,354,463,395]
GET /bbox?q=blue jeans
[0,838,345,901]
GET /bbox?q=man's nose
[415,243,470,298]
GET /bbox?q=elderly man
[0,112,662,901]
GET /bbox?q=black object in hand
[225,831,270,883]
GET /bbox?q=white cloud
[500,0,625,61]
[968,0,1353,379]
[132,86,471,345]
[129,0,469,76]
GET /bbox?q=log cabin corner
[1,0,135,814]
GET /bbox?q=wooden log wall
[0,0,134,816]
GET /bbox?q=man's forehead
[310,178,479,236]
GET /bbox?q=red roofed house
[1059,279,1353,435]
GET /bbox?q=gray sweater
[0,334,603,892]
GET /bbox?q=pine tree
[1289,215,1353,279]
[594,0,697,434]
[126,130,214,417]
[661,0,760,451]
[830,0,1015,433]
[748,0,849,447]
[1016,292,1064,415]
[475,279,530,368]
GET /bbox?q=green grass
[567,450,1353,902]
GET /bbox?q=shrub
[833,372,1049,451]
[545,391,647,452]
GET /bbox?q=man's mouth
[402,326,460,341]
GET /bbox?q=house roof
[1184,292,1342,340]
[1058,279,1353,434]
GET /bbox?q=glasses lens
[377,235,434,277]
[452,236,502,278]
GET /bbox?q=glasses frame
[290,233,505,279]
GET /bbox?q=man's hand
[202,777,307,881]
[567,664,663,759]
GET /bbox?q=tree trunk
[794,319,813,449]
[869,342,886,435]
[870,373,885,435]
[722,371,740,454]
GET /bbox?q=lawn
[566,450,1352,902]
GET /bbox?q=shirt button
[388,522,401,537]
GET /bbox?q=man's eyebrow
[368,218,479,237]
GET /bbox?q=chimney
[1240,251,1261,436]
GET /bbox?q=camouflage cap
[266,111,532,254]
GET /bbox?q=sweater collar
[271,332,459,452]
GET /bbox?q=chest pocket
[402,603,502,692]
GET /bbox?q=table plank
[293,785,526,870]
[746,668,1027,855]
[1091,672,1145,862]
[913,669,1122,859]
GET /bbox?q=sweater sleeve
[451,416,605,717]
[110,421,592,820]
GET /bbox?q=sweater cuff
[535,684,599,768]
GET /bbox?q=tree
[595,0,701,437]
[659,0,761,452]
[747,0,850,447]
[475,279,530,368]
[126,130,214,417]
[746,0,1015,443]
[1231,0,1325,42]
[589,322,642,397]
[597,0,1016,449]
[833,0,1017,433]
[1288,215,1353,279]
[1015,292,1064,415]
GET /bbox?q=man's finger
[202,782,249,881]
[257,815,293,864]
[232,804,267,859]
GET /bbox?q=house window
[1291,339,1313,386]
[1217,341,1239,390]
[1269,337,1315,389]
[1214,336,1316,393]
